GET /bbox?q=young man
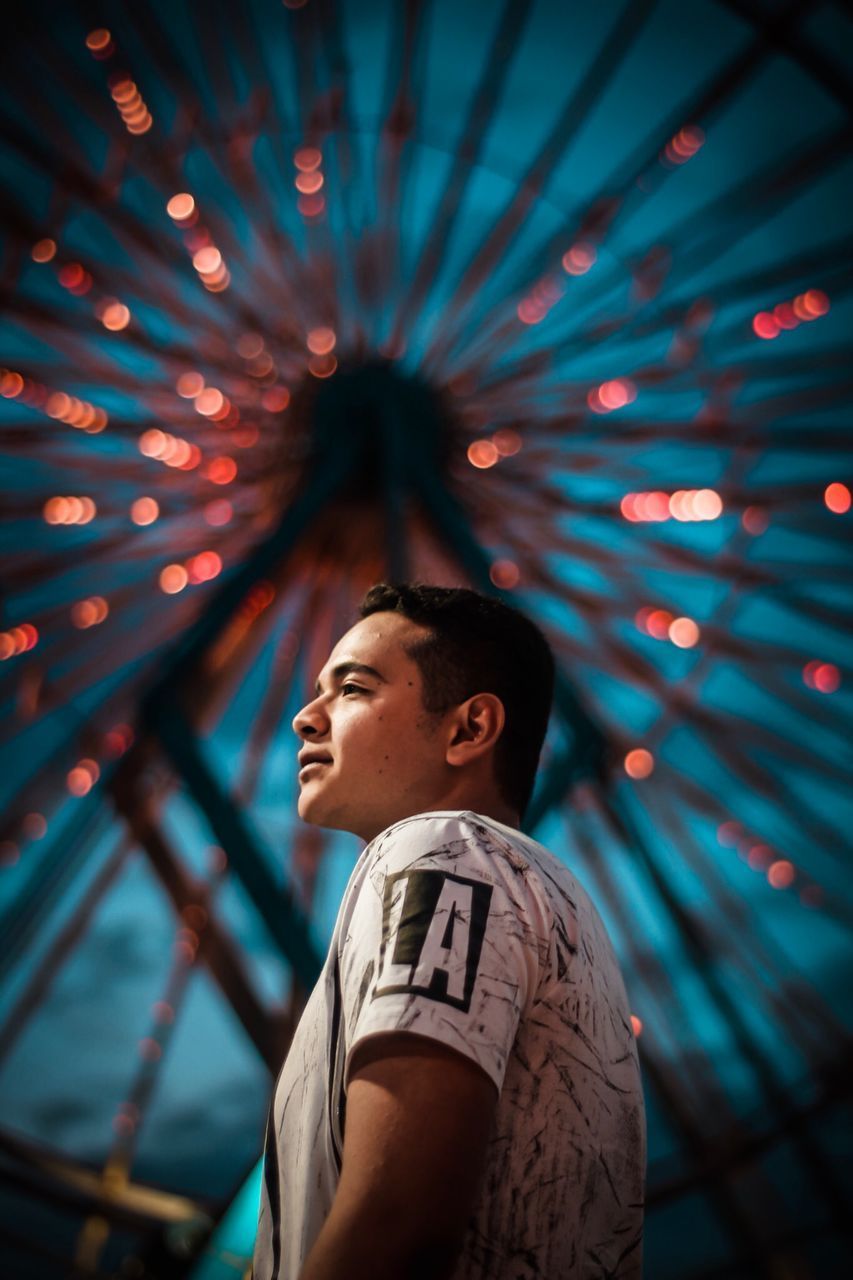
[253,584,645,1280]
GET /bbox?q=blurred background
[1,0,852,1276]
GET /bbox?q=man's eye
[341,683,366,696]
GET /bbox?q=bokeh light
[624,748,654,779]
[824,483,850,514]
[160,564,189,594]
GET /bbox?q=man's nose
[292,696,328,739]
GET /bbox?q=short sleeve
[340,813,548,1093]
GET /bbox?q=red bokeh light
[468,440,499,469]
[206,456,238,485]
[489,559,520,589]
[205,499,233,526]
[624,748,654,780]
[824,482,850,514]
[768,860,795,890]
[742,505,769,535]
[752,311,780,340]
[294,146,322,172]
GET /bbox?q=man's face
[292,611,451,841]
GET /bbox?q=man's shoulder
[370,809,514,864]
[366,810,559,901]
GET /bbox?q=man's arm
[299,1032,497,1280]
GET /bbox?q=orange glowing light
[101,302,130,331]
[294,146,322,172]
[57,263,85,291]
[104,724,134,757]
[233,425,259,448]
[188,551,223,583]
[561,242,597,276]
[298,193,326,218]
[176,371,204,399]
[630,1015,642,1037]
[32,238,57,263]
[308,353,337,378]
[742,505,768,535]
[126,113,153,135]
[803,289,829,317]
[261,386,291,412]
[669,616,699,648]
[206,456,238,485]
[624,749,654,780]
[716,821,741,846]
[768,860,795,890]
[773,302,798,330]
[202,269,231,292]
[307,326,336,355]
[802,660,820,689]
[139,428,167,458]
[692,489,723,520]
[43,497,65,524]
[646,609,673,640]
[131,495,162,526]
[86,28,112,51]
[195,387,225,416]
[747,844,773,871]
[489,560,520,589]
[824,482,851,514]
[1,370,24,397]
[752,312,780,340]
[249,354,275,382]
[109,78,136,102]
[67,768,93,797]
[517,299,546,325]
[160,564,188,594]
[641,492,670,522]
[78,497,96,523]
[61,497,82,524]
[492,429,522,457]
[599,378,636,411]
[204,499,233,526]
[167,193,196,221]
[192,246,222,275]
[295,170,324,194]
[67,759,99,796]
[467,440,499,469]
[0,625,34,659]
[237,333,265,359]
[71,597,109,628]
[666,125,705,165]
[814,663,840,694]
[22,812,47,840]
[179,443,202,471]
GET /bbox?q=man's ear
[445,694,506,768]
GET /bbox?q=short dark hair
[358,583,555,818]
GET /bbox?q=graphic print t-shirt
[253,811,646,1280]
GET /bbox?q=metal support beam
[149,701,323,992]
[113,776,287,1073]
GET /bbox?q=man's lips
[298,752,332,777]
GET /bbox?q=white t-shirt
[253,811,645,1279]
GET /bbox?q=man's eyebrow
[314,661,387,695]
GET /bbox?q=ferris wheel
[1,1,852,1277]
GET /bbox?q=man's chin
[297,791,368,838]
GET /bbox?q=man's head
[292,583,554,840]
